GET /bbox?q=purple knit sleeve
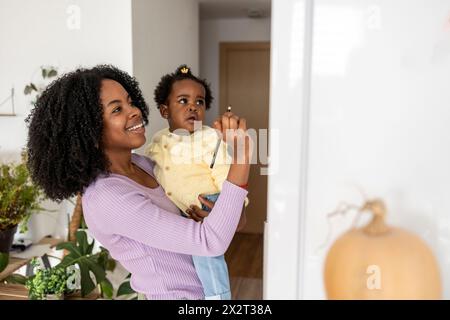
[83,180,247,256]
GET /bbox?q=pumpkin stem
[362,199,390,235]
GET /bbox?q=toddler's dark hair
[154,65,213,109]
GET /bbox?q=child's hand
[213,111,252,165]
[185,196,214,222]
[213,111,247,142]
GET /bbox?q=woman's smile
[126,122,145,134]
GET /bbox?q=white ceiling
[199,0,271,20]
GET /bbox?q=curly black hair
[25,65,149,202]
[154,65,213,109]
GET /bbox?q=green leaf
[24,85,32,95]
[58,254,76,268]
[106,258,116,272]
[56,242,81,256]
[47,69,57,78]
[23,83,38,95]
[75,230,94,255]
[100,278,114,299]
[4,273,27,285]
[0,252,9,272]
[78,263,96,297]
[97,247,115,272]
[84,258,106,283]
[117,280,136,297]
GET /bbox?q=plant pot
[0,225,18,253]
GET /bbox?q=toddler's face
[160,79,206,133]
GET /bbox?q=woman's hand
[185,196,215,223]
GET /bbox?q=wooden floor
[225,233,263,300]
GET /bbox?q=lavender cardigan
[82,153,247,299]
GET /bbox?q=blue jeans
[183,193,232,300]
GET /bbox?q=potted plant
[25,258,80,300]
[0,149,46,257]
[21,230,116,299]
[3,230,114,299]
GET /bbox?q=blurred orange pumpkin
[324,199,441,299]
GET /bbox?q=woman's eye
[112,106,121,113]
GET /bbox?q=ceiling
[199,0,271,20]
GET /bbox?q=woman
[25,65,251,300]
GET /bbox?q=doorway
[219,41,270,300]
[219,41,270,234]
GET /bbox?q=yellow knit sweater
[146,126,248,213]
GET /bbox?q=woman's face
[160,79,206,133]
[100,79,146,152]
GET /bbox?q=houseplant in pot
[0,149,45,260]
[24,230,116,299]
[25,258,79,300]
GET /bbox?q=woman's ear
[159,104,169,119]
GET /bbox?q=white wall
[0,0,133,242]
[132,0,199,154]
[0,0,133,153]
[199,17,271,125]
[267,0,450,299]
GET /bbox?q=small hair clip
[180,67,189,74]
